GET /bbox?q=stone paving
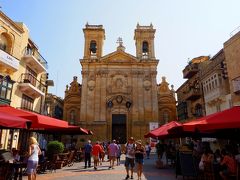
[24,154,182,180]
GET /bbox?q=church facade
[63,24,176,143]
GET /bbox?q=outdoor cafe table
[8,161,26,180]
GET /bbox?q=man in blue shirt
[84,140,93,168]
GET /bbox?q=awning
[0,111,31,129]
[31,125,93,135]
[144,121,182,139]
[192,106,240,131]
[170,106,240,134]
[0,105,68,129]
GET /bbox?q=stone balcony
[183,63,199,79]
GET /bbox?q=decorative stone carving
[143,80,152,91]
[87,80,95,91]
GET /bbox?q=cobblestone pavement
[24,154,181,180]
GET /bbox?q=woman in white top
[27,137,41,180]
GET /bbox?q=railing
[185,88,201,100]
[183,63,199,78]
[20,73,45,93]
[24,48,48,69]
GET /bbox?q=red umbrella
[0,111,31,129]
[0,105,68,129]
[195,106,240,131]
[33,125,92,135]
[171,106,240,134]
[144,121,182,138]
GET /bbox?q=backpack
[125,143,135,155]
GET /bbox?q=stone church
[63,24,177,143]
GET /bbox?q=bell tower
[83,23,105,59]
[134,23,156,59]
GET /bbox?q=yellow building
[0,11,48,149]
[64,24,177,143]
[224,30,240,106]
[176,56,209,121]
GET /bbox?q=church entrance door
[112,114,126,144]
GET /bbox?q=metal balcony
[18,73,45,98]
[183,63,199,79]
[22,48,47,73]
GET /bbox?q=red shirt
[92,144,103,156]
[221,155,237,174]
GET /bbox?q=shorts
[93,155,99,161]
[135,158,144,164]
[27,160,38,174]
[125,157,135,168]
[109,156,116,160]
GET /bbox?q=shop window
[0,76,14,104]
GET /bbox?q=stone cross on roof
[116,37,123,47]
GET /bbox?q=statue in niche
[116,78,123,89]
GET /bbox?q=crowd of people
[155,138,240,179]
[82,137,151,180]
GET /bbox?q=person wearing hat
[124,137,136,179]
[135,140,145,180]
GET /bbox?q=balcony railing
[20,73,45,92]
[185,88,201,101]
[23,48,48,73]
[18,73,45,98]
[183,63,199,79]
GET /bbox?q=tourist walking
[124,137,136,179]
[27,136,41,180]
[84,140,93,168]
[135,140,145,180]
[145,142,151,159]
[108,139,119,169]
[92,141,104,170]
[116,140,122,165]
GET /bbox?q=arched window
[70,110,76,125]
[0,33,9,52]
[90,40,97,55]
[142,41,149,58]
[195,104,203,117]
[163,111,169,124]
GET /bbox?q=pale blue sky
[1,0,240,98]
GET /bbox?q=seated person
[12,149,20,162]
[199,147,214,170]
[219,149,237,180]
[214,149,221,163]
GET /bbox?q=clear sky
[1,0,240,98]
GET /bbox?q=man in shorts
[124,137,136,179]
[108,140,119,169]
[92,141,104,170]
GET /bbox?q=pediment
[100,50,139,63]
